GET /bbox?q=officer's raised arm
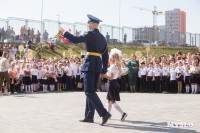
[59,27,87,43]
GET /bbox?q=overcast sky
[0,0,199,33]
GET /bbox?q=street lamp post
[172,31,174,47]
[41,0,44,43]
[119,0,121,42]
[56,14,60,44]
[141,28,144,45]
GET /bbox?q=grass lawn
[16,44,199,59]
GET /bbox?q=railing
[0,17,199,47]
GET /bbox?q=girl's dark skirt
[191,74,198,84]
[57,74,62,83]
[42,78,48,85]
[177,73,183,82]
[49,77,55,84]
[61,74,66,84]
[31,75,38,84]
[106,79,120,101]
[38,79,42,84]
[185,76,190,84]
[23,76,31,85]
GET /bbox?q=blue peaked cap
[87,14,103,24]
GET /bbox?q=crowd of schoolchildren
[1,46,200,95]
[3,56,83,94]
[136,52,200,94]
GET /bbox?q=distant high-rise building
[165,8,186,44]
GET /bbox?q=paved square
[0,92,199,133]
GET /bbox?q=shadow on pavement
[105,120,198,133]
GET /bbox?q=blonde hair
[112,53,122,74]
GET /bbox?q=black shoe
[79,118,94,123]
[121,113,128,121]
[100,112,111,126]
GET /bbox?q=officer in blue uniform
[59,14,111,125]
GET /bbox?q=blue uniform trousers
[84,72,107,119]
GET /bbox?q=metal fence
[0,17,199,47]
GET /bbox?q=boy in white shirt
[147,62,154,92]
[66,62,74,91]
[162,63,169,93]
[170,63,177,93]
[75,62,81,90]
[139,62,147,92]
[153,63,162,93]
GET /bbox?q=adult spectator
[36,44,42,59]
[124,33,127,44]
[20,26,24,41]
[27,27,31,38]
[23,25,27,41]
[30,28,35,42]
[27,38,32,49]
[0,52,10,96]
[6,26,11,43]
[48,43,55,52]
[11,27,15,43]
[43,30,49,42]
[106,32,110,44]
[8,44,15,61]
[36,30,41,43]
[127,54,139,92]
[13,44,18,57]
[1,27,6,43]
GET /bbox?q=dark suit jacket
[63,29,108,74]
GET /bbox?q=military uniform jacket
[63,29,108,74]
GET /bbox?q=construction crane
[133,6,163,42]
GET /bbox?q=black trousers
[155,76,161,93]
[120,75,127,92]
[10,79,17,94]
[66,76,73,91]
[147,76,153,92]
[162,76,167,92]
[75,75,80,90]
[15,83,21,93]
[167,76,170,92]
[72,76,76,90]
[170,80,177,93]
[140,75,146,92]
